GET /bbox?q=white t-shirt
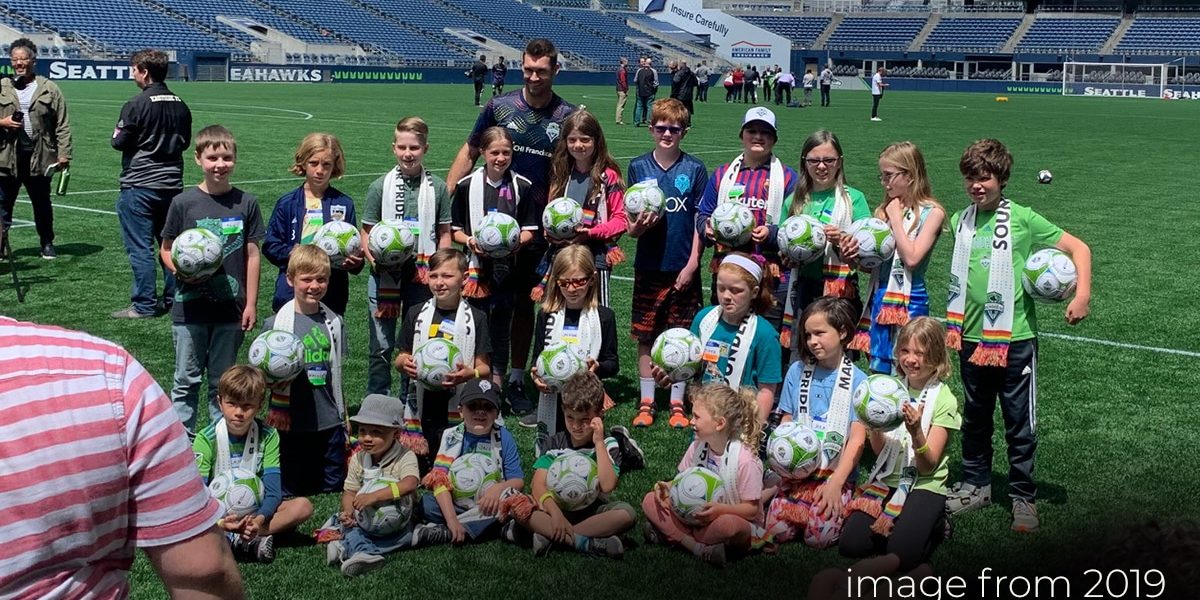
[871,72,884,95]
[16,80,37,142]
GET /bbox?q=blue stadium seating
[263,0,465,62]
[1116,17,1200,54]
[825,16,927,50]
[4,0,242,55]
[1016,17,1120,52]
[154,0,328,44]
[922,17,1021,52]
[736,15,832,45]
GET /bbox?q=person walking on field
[469,55,488,106]
[634,57,658,127]
[802,68,816,107]
[870,66,888,121]
[616,57,629,125]
[820,65,833,106]
[492,56,508,97]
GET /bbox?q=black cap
[456,377,500,409]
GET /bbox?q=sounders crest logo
[983,292,1005,325]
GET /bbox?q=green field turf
[2,81,1198,599]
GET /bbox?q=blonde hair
[195,124,236,156]
[290,132,345,179]
[395,116,430,146]
[716,252,774,315]
[894,316,952,381]
[691,384,761,447]
[542,245,598,313]
[874,141,942,231]
[218,365,265,407]
[287,243,331,278]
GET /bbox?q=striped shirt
[0,317,221,599]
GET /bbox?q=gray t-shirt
[161,187,266,324]
[264,309,345,432]
[363,169,452,285]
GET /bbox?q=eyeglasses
[879,171,905,183]
[652,125,684,135]
[804,157,840,166]
[557,277,592,290]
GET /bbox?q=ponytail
[691,383,762,447]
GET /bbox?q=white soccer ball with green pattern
[171,227,223,280]
[777,215,828,265]
[413,337,461,390]
[247,330,305,384]
[367,219,415,269]
[650,328,703,382]
[670,466,727,525]
[854,374,910,432]
[542,197,583,241]
[475,212,520,258]
[848,217,896,271]
[209,467,264,518]
[1022,248,1076,303]
[449,452,501,508]
[546,451,600,511]
[711,201,755,247]
[535,342,588,392]
[767,421,821,479]
[355,475,414,536]
[624,179,665,218]
[313,220,362,269]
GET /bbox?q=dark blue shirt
[626,151,708,272]
[262,185,358,315]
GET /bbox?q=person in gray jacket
[0,38,71,260]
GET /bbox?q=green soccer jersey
[949,200,1064,342]
[782,185,872,280]
[193,419,282,481]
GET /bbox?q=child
[263,244,348,497]
[663,253,781,425]
[395,248,492,461]
[508,371,636,557]
[778,130,871,356]
[641,384,763,566]
[539,110,627,307]
[944,139,1092,533]
[451,126,535,403]
[194,366,314,563]
[412,378,525,546]
[160,124,265,433]
[761,297,867,550]
[627,98,708,429]
[844,141,945,374]
[263,132,363,317]
[326,394,421,577]
[840,317,961,573]
[362,117,453,397]
[696,107,797,334]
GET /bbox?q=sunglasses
[652,125,684,135]
[557,277,592,290]
[804,157,841,166]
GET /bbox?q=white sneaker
[340,552,385,577]
[945,482,992,515]
[871,117,883,122]
[325,540,344,566]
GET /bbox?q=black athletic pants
[871,93,882,118]
[820,84,831,106]
[840,489,947,572]
[959,338,1038,501]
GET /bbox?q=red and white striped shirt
[0,317,221,599]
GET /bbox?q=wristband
[474,368,480,380]
[388,481,402,499]
[434,486,449,496]
[914,442,930,455]
[538,491,555,509]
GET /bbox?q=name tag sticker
[702,340,728,363]
[220,217,243,235]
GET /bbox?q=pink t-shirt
[0,318,221,599]
[678,440,764,512]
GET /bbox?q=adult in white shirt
[870,67,888,122]
[820,66,834,106]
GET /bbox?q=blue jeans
[342,522,414,556]
[171,322,244,432]
[117,187,178,314]
[420,493,497,540]
[634,94,654,125]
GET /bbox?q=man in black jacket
[633,57,658,127]
[468,55,488,106]
[111,49,191,319]
[674,60,697,116]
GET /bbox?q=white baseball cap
[742,107,777,133]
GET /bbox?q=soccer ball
[413,337,461,390]
[247,330,305,384]
[776,215,828,265]
[710,201,755,247]
[624,179,666,218]
[766,421,822,480]
[650,328,703,382]
[853,374,910,432]
[1037,169,1053,184]
[449,452,501,506]
[209,467,264,517]
[535,342,589,392]
[545,451,600,511]
[848,217,896,271]
[669,466,727,526]
[474,212,520,258]
[1022,248,1077,303]
[542,197,584,241]
[367,219,416,269]
[171,227,223,280]
[313,220,362,269]
[355,476,414,536]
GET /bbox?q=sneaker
[945,482,991,515]
[1011,498,1040,533]
[609,425,646,471]
[518,412,539,429]
[506,380,528,416]
[871,117,883,122]
[642,521,663,545]
[668,407,690,429]
[340,552,385,577]
[412,523,453,547]
[249,535,275,564]
[325,540,344,566]
[695,543,726,566]
[40,244,56,259]
[532,532,552,557]
[586,535,624,558]
[632,402,655,428]
[110,306,156,319]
